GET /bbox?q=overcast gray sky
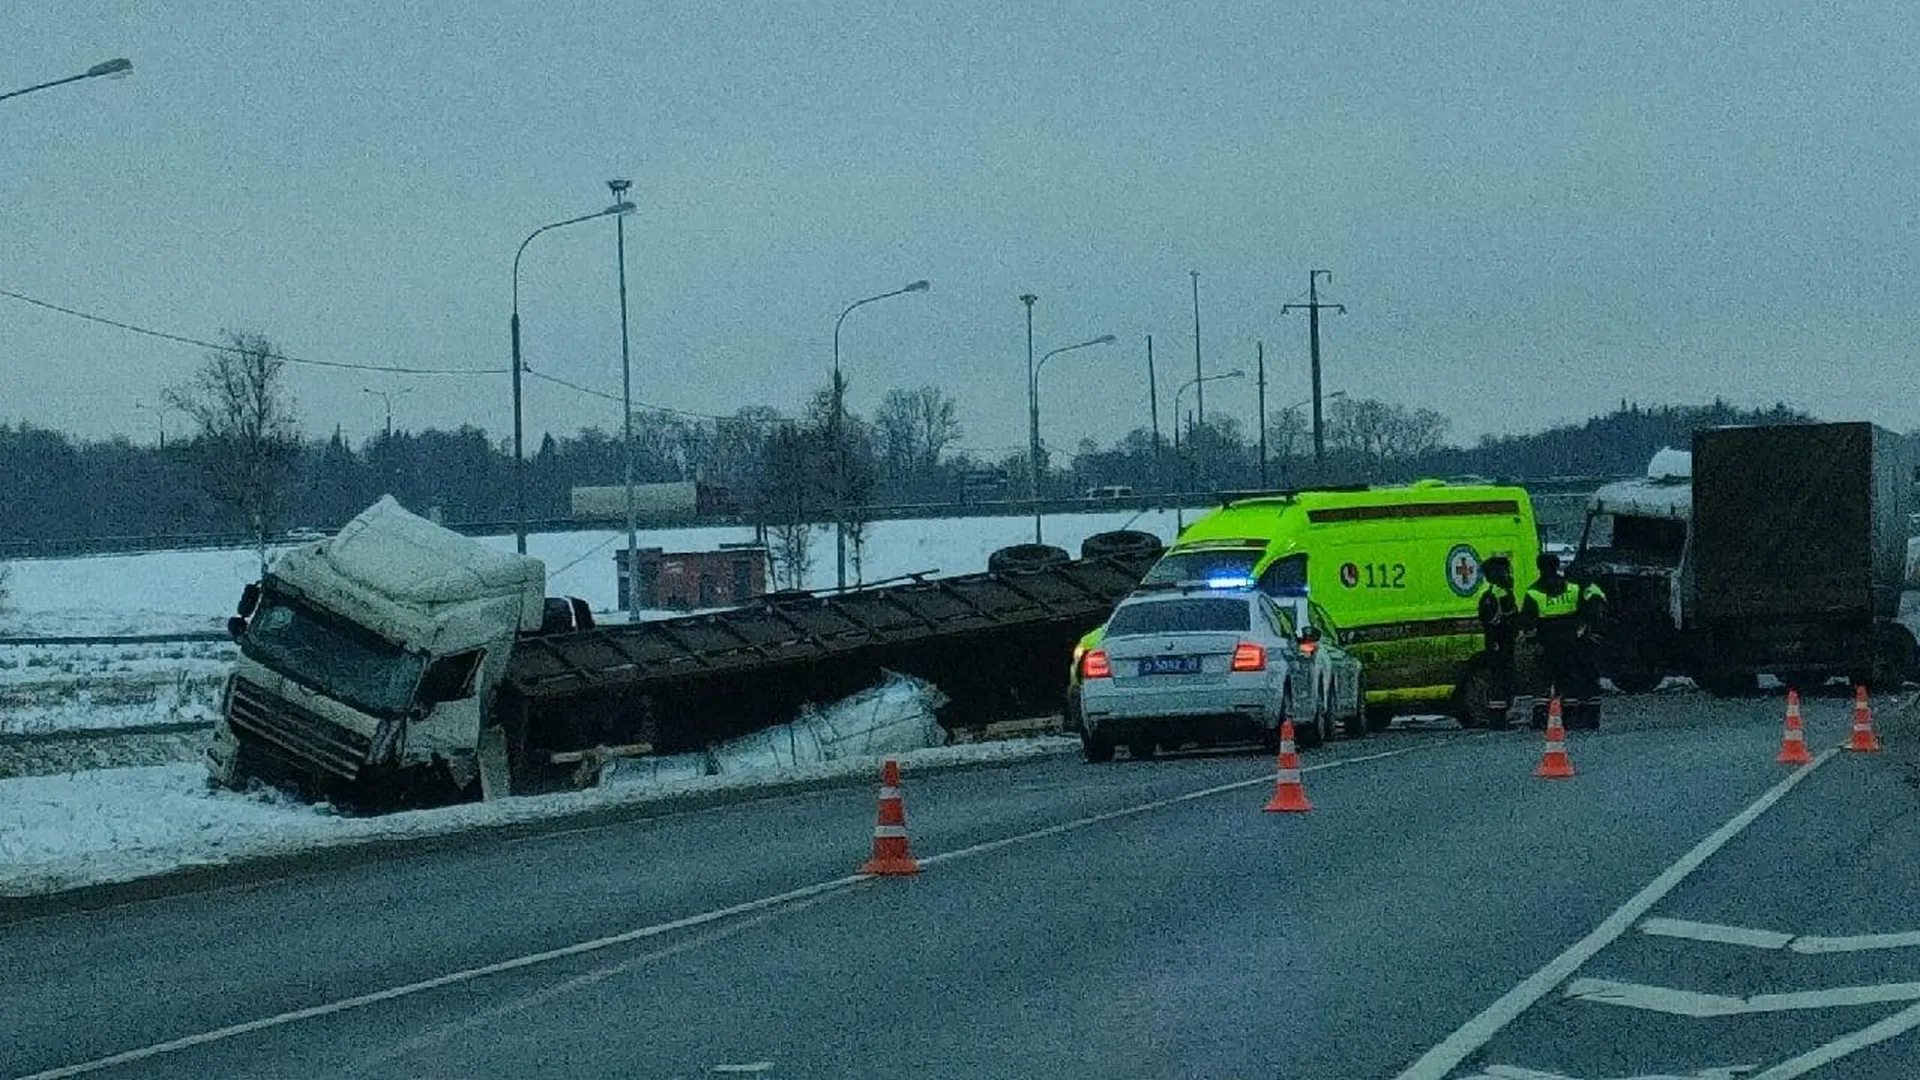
[7,1,1919,457]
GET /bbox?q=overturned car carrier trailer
[209,498,1161,805]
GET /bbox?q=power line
[0,287,505,376]
[527,370,787,426]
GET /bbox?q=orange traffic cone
[857,758,921,875]
[1263,720,1313,813]
[1848,685,1883,753]
[1777,689,1813,765]
[1535,696,1576,779]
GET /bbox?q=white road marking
[1791,929,1920,954]
[1639,917,1793,950]
[22,739,1450,1079]
[710,1064,776,1074]
[1460,1068,1755,1080]
[1750,1000,1920,1079]
[1565,976,1920,1016]
[1637,917,1920,955]
[1391,747,1840,1080]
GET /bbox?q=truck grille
[227,677,370,780]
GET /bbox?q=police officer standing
[1571,571,1609,730]
[1520,551,1583,728]
[1476,555,1519,728]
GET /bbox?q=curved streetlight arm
[1174,370,1244,413]
[833,280,931,380]
[512,202,635,313]
[1,58,132,103]
[1035,333,1117,383]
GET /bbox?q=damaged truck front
[208,496,556,802]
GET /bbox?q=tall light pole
[1020,294,1038,508]
[362,387,413,440]
[1030,333,1116,543]
[1190,270,1205,430]
[134,402,169,449]
[831,279,929,590]
[608,179,641,622]
[1,58,131,104]
[1146,334,1161,495]
[1173,369,1243,498]
[510,199,635,554]
[1276,390,1346,488]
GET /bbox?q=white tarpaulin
[629,671,951,783]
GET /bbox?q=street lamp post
[831,279,929,590]
[362,387,413,441]
[509,198,635,554]
[1030,333,1117,543]
[1276,390,1346,487]
[134,402,169,449]
[0,58,131,104]
[1172,370,1244,521]
[608,179,641,623]
[1019,294,1038,510]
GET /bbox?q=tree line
[0,331,1819,556]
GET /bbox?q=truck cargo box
[1692,422,1911,624]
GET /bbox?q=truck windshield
[1141,548,1263,589]
[241,593,425,717]
[1109,597,1251,635]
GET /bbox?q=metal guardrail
[0,720,214,745]
[0,633,231,647]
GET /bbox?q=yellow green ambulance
[1070,480,1540,731]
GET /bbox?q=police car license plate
[1138,655,1203,676]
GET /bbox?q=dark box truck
[1690,422,1915,693]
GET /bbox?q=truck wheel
[988,543,1072,574]
[1128,739,1158,760]
[1453,665,1493,729]
[1869,626,1918,692]
[1079,530,1165,561]
[1081,729,1116,763]
[1608,668,1662,695]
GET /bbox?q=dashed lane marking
[1391,747,1840,1080]
[18,738,1452,1080]
[1639,916,1920,955]
[1564,976,1920,1017]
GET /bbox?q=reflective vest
[1526,585,1579,620]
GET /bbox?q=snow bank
[0,736,1078,898]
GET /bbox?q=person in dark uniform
[1476,555,1519,729]
[1519,552,1583,728]
[1571,572,1609,730]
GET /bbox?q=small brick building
[614,543,769,611]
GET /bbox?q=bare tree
[1327,396,1450,464]
[166,331,300,577]
[876,386,961,485]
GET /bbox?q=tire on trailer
[1079,529,1165,562]
[988,543,1072,574]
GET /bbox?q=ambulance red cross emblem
[1446,544,1482,597]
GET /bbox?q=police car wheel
[1081,730,1116,763]
[1342,675,1368,739]
[1295,711,1325,749]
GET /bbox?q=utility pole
[1282,269,1346,471]
[610,178,638,623]
[1256,341,1268,489]
[1146,334,1160,495]
[1189,270,1204,431]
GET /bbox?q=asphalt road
[5,690,1919,1080]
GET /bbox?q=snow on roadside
[0,737,1078,898]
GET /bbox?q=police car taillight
[1230,642,1266,672]
[1081,649,1112,679]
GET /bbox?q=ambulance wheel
[1081,729,1116,763]
[1453,666,1494,729]
[1364,705,1395,733]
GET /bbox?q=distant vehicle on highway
[1084,485,1135,500]
[281,527,329,542]
[1074,584,1364,762]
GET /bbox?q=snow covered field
[0,734,1077,898]
[1,509,1178,638]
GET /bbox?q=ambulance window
[1141,548,1262,588]
[1257,554,1308,598]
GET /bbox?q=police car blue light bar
[1206,575,1253,589]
